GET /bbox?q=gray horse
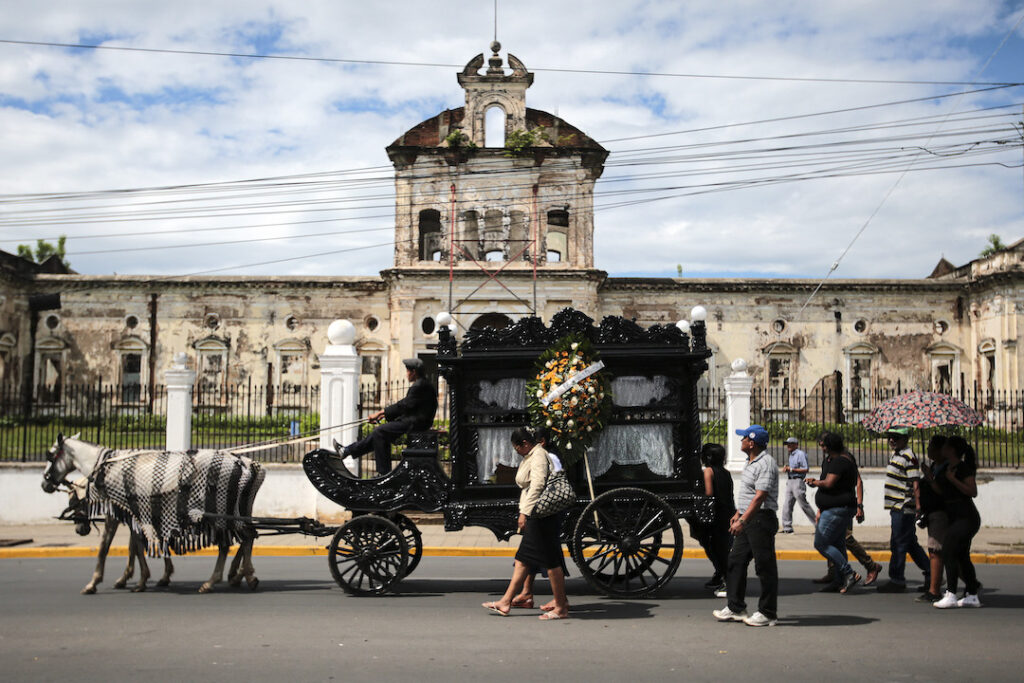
[42,434,264,593]
[63,476,175,594]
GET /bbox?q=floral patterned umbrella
[860,390,984,432]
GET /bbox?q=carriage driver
[334,358,438,475]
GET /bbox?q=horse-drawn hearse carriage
[42,308,713,597]
[303,308,714,597]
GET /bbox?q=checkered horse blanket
[87,448,265,557]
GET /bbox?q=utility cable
[1,38,1019,87]
[795,11,1024,317]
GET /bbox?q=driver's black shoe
[332,439,351,458]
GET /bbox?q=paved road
[1,556,1020,682]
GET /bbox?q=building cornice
[380,267,607,284]
[30,274,387,292]
[601,276,969,294]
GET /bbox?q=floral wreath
[526,334,613,466]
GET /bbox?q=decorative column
[319,320,360,465]
[165,352,196,451]
[724,358,754,472]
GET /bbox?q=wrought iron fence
[191,382,321,463]
[3,379,1019,468]
[0,382,168,462]
[698,387,1023,468]
[0,381,321,463]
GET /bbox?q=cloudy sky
[1,1,1022,281]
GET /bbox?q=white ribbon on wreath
[540,360,605,407]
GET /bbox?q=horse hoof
[81,586,97,595]
[131,584,147,593]
[248,577,260,591]
[229,578,242,588]
[199,583,213,593]
[156,579,170,587]
[113,581,127,589]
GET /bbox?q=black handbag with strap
[533,456,575,517]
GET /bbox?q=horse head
[41,432,81,493]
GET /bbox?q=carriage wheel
[389,513,423,577]
[572,487,683,597]
[328,515,409,595]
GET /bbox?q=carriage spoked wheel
[571,487,683,597]
[328,514,409,595]
[388,513,423,577]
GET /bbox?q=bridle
[42,437,71,492]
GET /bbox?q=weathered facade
[2,46,1022,416]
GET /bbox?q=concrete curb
[3,546,1022,564]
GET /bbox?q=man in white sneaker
[713,425,779,627]
[780,436,816,533]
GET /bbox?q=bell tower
[457,41,533,148]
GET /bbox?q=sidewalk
[2,519,1022,563]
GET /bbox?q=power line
[599,84,1023,143]
[793,10,1024,316]
[1,38,1020,87]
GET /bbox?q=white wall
[5,464,1023,527]
[0,464,346,525]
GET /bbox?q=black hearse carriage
[303,308,714,597]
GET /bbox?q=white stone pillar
[315,320,360,522]
[165,352,196,452]
[724,358,754,472]
[319,319,360,459]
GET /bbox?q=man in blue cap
[713,424,780,627]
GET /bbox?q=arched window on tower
[418,209,443,261]
[546,209,569,262]
[484,106,505,147]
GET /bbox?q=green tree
[16,236,69,267]
[980,234,1008,257]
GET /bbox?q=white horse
[63,477,175,594]
[42,434,262,594]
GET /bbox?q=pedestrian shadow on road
[964,589,1024,609]
[774,614,878,627]
[559,600,655,620]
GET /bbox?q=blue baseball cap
[735,425,770,446]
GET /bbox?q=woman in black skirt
[482,427,569,620]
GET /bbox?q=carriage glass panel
[588,376,673,477]
[472,379,527,483]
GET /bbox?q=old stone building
[2,46,1022,418]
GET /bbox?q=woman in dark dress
[933,435,982,609]
[482,427,569,620]
[693,443,734,595]
[510,427,567,612]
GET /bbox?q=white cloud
[0,0,1021,279]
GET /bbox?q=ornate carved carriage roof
[446,307,706,355]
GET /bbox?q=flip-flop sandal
[538,611,569,620]
[511,597,534,609]
[539,604,556,612]
[482,602,510,617]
